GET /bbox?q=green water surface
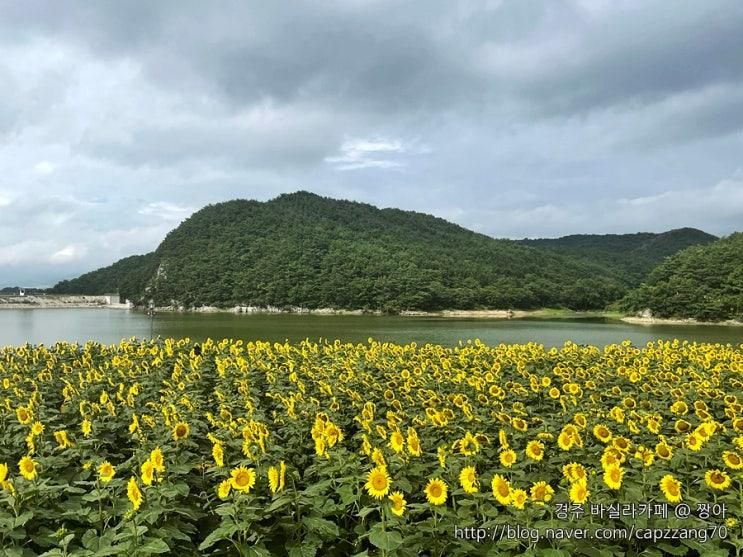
[0,309,740,348]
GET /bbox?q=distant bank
[0,294,129,309]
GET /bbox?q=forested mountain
[51,192,724,314]
[51,192,637,311]
[519,228,717,285]
[619,233,743,321]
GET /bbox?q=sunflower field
[0,337,742,557]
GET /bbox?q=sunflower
[268,462,286,494]
[499,449,517,468]
[149,447,165,472]
[511,489,528,510]
[646,418,661,434]
[217,479,232,499]
[458,432,480,456]
[573,413,587,429]
[530,481,554,505]
[388,491,407,517]
[127,477,143,511]
[525,440,545,462]
[278,461,286,491]
[491,474,511,505]
[371,448,386,468]
[459,466,479,494]
[634,446,654,467]
[16,407,32,425]
[557,430,574,451]
[686,433,703,451]
[389,430,405,453]
[141,460,154,486]
[722,451,743,470]
[0,463,8,483]
[365,466,391,499]
[498,429,509,448]
[98,461,115,483]
[54,430,73,449]
[603,464,624,490]
[361,435,372,456]
[81,419,92,437]
[407,429,422,457]
[704,469,731,491]
[612,436,631,453]
[569,480,589,504]
[562,463,586,483]
[31,421,45,436]
[425,478,448,506]
[437,446,446,468]
[18,456,37,481]
[593,424,612,444]
[212,443,224,467]
[172,422,190,442]
[230,467,256,493]
[655,442,673,460]
[325,423,342,447]
[659,474,682,503]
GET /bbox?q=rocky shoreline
[3,298,740,326]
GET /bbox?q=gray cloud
[0,0,742,285]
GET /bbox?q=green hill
[619,233,743,321]
[51,192,641,311]
[519,228,717,285]
[51,192,721,313]
[51,253,158,300]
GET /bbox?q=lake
[0,308,740,347]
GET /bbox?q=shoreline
[0,294,129,310]
[138,305,743,326]
[619,315,743,327]
[1,300,740,326]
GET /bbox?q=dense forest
[619,233,743,321]
[49,192,723,314]
[52,254,158,300]
[520,228,716,284]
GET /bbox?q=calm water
[0,309,740,348]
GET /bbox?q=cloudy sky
[1,0,743,286]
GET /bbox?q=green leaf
[357,507,377,519]
[266,494,293,513]
[287,543,317,557]
[656,543,688,556]
[14,511,34,527]
[244,547,273,557]
[695,550,730,557]
[303,516,340,540]
[368,524,403,551]
[134,538,170,555]
[198,523,239,551]
[537,550,569,557]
